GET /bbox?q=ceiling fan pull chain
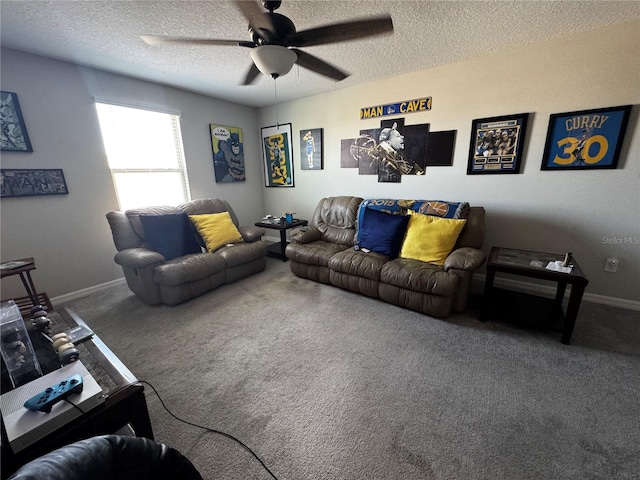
[274,77,279,129]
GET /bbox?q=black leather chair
[7,435,203,480]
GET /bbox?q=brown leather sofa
[286,196,486,318]
[106,198,267,306]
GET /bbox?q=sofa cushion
[329,249,389,280]
[380,258,459,296]
[139,213,202,261]
[399,211,467,266]
[356,208,409,259]
[153,253,226,287]
[286,241,350,266]
[189,212,243,252]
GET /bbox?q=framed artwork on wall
[210,124,245,183]
[467,113,529,174]
[261,123,294,187]
[541,105,632,170]
[299,128,323,170]
[1,91,33,152]
[1,169,68,197]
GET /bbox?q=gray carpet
[62,258,640,480]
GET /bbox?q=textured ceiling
[1,1,639,108]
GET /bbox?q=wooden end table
[0,258,52,316]
[482,247,589,345]
[255,218,308,261]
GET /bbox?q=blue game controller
[23,374,84,413]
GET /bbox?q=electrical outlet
[604,257,619,273]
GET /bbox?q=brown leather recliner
[285,196,364,284]
[286,196,485,318]
[106,198,267,306]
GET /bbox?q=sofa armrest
[114,248,165,269]
[443,247,486,272]
[238,225,265,243]
[290,226,321,243]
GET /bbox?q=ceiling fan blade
[233,0,276,42]
[284,15,393,47]
[291,49,349,82]
[242,63,261,85]
[141,35,254,48]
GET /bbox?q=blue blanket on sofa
[355,199,469,243]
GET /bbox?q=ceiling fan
[141,0,393,85]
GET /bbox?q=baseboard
[50,278,126,307]
[473,274,640,311]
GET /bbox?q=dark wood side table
[482,247,589,345]
[255,219,308,261]
[1,307,153,478]
[0,258,52,316]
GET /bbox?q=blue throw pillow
[139,213,202,260]
[356,207,410,259]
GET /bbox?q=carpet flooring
[62,258,640,480]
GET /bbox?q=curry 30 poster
[261,123,294,187]
[541,105,631,170]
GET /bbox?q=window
[95,102,191,211]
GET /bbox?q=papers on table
[545,261,573,274]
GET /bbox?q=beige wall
[259,20,640,305]
[0,49,263,300]
[1,20,638,306]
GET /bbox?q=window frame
[95,101,192,211]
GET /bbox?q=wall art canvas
[210,124,245,182]
[355,128,382,176]
[467,113,529,174]
[299,128,323,170]
[541,105,632,170]
[426,130,457,166]
[404,123,430,172]
[1,169,68,197]
[261,123,294,187]
[340,139,359,168]
[1,91,33,152]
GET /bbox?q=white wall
[0,48,262,299]
[259,20,640,304]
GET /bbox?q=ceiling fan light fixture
[250,45,297,78]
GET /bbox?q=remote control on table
[23,374,84,413]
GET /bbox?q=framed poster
[299,128,323,170]
[1,169,68,197]
[210,124,245,183]
[467,113,529,174]
[541,105,632,170]
[261,123,294,187]
[1,91,33,152]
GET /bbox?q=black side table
[255,219,308,261]
[481,247,589,344]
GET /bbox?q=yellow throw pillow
[189,212,243,252]
[399,210,467,266]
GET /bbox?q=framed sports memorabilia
[299,128,323,170]
[261,123,294,187]
[467,113,529,174]
[541,105,632,170]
